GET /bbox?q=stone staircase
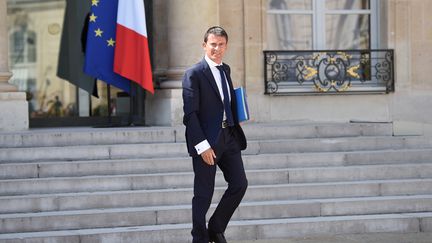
[0,122,432,242]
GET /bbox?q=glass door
[7,0,149,127]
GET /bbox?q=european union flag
[84,0,130,93]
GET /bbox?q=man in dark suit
[182,26,248,243]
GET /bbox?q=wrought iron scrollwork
[264,49,395,95]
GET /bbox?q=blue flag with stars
[84,0,130,93]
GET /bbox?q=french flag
[114,0,154,94]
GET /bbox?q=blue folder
[234,87,250,122]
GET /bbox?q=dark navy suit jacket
[182,58,247,157]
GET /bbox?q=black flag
[57,0,98,97]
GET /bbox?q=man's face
[203,34,227,64]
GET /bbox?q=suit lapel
[223,64,235,94]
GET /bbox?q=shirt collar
[205,54,222,68]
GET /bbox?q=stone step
[0,143,202,164]
[0,142,188,163]
[1,179,432,214]
[2,163,432,196]
[243,122,393,140]
[1,195,431,233]
[0,122,392,148]
[1,149,431,180]
[0,126,179,148]
[0,122,427,242]
[287,163,432,183]
[2,135,432,163]
[0,213,430,242]
[0,169,286,196]
[256,136,432,154]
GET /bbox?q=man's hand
[201,148,216,165]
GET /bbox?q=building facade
[1,0,431,135]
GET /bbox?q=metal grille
[264,50,394,95]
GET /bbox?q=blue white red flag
[114,0,154,94]
[84,0,131,93]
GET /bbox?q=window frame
[266,0,380,50]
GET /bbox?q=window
[266,0,379,50]
[264,0,394,95]
[9,28,37,64]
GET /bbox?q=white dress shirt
[194,55,231,155]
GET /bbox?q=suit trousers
[191,127,248,243]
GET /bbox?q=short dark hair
[204,26,228,43]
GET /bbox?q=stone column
[0,0,15,92]
[243,0,268,122]
[389,0,432,135]
[0,0,29,131]
[146,0,218,126]
[219,0,245,88]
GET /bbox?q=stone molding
[0,92,26,101]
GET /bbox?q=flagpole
[128,82,134,126]
[107,84,112,125]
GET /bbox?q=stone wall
[188,0,432,135]
[3,0,428,132]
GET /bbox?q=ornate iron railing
[264,50,394,95]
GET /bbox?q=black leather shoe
[208,232,227,243]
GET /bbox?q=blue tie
[217,65,234,126]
